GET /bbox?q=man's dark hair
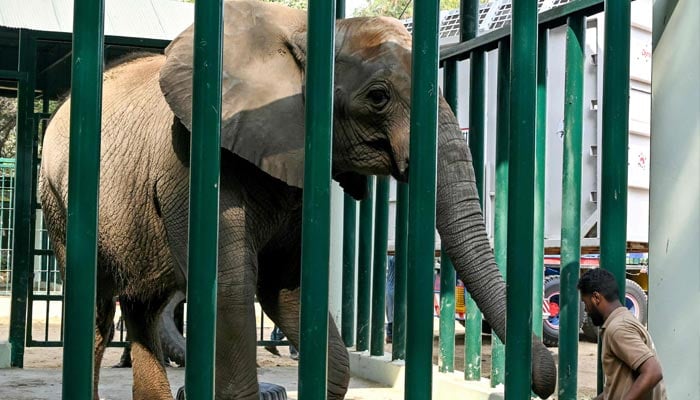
[577,268,620,301]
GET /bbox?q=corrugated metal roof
[0,0,193,40]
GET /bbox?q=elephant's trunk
[434,101,556,398]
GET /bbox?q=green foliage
[357,0,461,19]
[259,0,306,9]
[0,98,17,159]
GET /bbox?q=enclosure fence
[3,0,633,399]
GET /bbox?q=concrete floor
[0,366,404,400]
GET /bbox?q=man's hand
[623,356,663,400]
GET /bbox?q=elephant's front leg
[258,287,350,399]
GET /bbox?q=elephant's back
[41,54,171,195]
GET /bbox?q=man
[578,269,667,400]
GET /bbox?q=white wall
[649,0,700,397]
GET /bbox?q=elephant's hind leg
[93,295,117,399]
[119,295,172,400]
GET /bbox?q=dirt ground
[1,318,599,399]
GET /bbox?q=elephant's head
[159,0,555,397]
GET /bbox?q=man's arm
[623,356,663,400]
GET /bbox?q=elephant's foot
[175,383,288,400]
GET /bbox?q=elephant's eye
[367,88,390,111]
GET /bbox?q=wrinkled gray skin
[39,1,555,399]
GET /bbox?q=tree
[356,0,461,19]
[0,98,17,158]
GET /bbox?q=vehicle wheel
[581,313,599,342]
[624,279,648,325]
[580,278,647,343]
[542,275,561,347]
[176,383,287,400]
[542,275,584,347]
[160,290,186,367]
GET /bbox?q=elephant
[39,0,556,399]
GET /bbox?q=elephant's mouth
[367,138,409,182]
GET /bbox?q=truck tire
[159,290,187,367]
[580,278,648,343]
[542,275,584,347]
[176,383,287,400]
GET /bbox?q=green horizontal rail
[440,0,606,63]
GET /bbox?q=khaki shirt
[601,307,667,400]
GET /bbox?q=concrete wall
[649,0,700,397]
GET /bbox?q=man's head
[578,269,621,326]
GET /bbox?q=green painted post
[185,0,223,398]
[405,0,440,398]
[341,194,357,347]
[371,176,390,356]
[299,0,336,397]
[439,61,458,373]
[338,0,355,349]
[356,177,374,352]
[558,15,585,400]
[464,0,484,381]
[392,182,408,360]
[599,0,631,393]
[505,0,538,397]
[532,28,548,340]
[9,31,35,368]
[490,38,510,388]
[62,0,105,397]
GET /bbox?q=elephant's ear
[159,1,309,188]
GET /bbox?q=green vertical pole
[370,176,389,356]
[438,62,458,373]
[558,15,585,400]
[505,0,538,397]
[532,29,548,340]
[392,182,408,360]
[490,38,510,388]
[9,31,35,368]
[341,194,357,347]
[438,253,455,373]
[599,0,630,393]
[356,177,374,352]
[185,0,223,398]
[62,0,105,397]
[336,0,345,19]
[464,0,484,381]
[405,0,439,398]
[337,0,355,349]
[299,0,336,397]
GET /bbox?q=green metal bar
[505,0,538,397]
[298,0,336,397]
[465,0,484,381]
[532,28,548,340]
[9,31,35,368]
[185,0,223,398]
[438,60,458,373]
[370,176,389,356]
[336,0,345,19]
[405,0,440,398]
[356,177,374,352]
[440,0,606,63]
[0,70,28,80]
[599,0,631,393]
[62,0,105,396]
[439,254,455,373]
[490,38,510,388]
[341,194,357,347]
[392,181,408,360]
[558,15,585,400]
